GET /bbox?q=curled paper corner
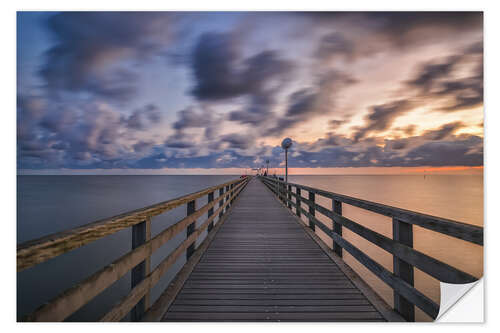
[436,278,483,322]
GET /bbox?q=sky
[16,12,484,174]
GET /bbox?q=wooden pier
[17,176,483,322]
[162,179,390,322]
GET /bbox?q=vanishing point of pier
[17,176,483,322]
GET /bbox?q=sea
[17,174,483,322]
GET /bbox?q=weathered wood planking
[162,179,391,322]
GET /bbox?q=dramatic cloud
[315,32,355,62]
[353,99,414,141]
[190,32,294,127]
[407,41,483,111]
[17,12,483,171]
[191,32,293,101]
[266,70,357,136]
[40,12,176,101]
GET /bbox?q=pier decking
[163,179,386,321]
[17,175,483,322]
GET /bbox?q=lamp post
[281,138,292,182]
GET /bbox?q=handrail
[261,176,482,245]
[259,176,483,322]
[18,176,251,321]
[17,177,246,272]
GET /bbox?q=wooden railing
[259,176,483,322]
[17,176,250,322]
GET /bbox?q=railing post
[332,200,343,257]
[207,191,214,233]
[393,218,415,321]
[186,200,196,260]
[308,191,315,231]
[130,216,151,321]
[225,185,230,211]
[218,187,224,221]
[287,184,292,208]
[296,188,301,217]
[230,183,234,204]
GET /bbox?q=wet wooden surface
[163,178,385,322]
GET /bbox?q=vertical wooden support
[296,188,301,217]
[393,218,415,321]
[308,191,315,231]
[332,200,343,257]
[225,185,230,211]
[130,216,151,321]
[207,191,214,233]
[186,200,196,260]
[218,187,224,221]
[287,185,292,208]
[230,184,234,204]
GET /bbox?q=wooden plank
[174,293,368,300]
[164,311,384,321]
[17,178,247,271]
[173,299,371,306]
[169,305,377,312]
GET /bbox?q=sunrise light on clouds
[17,12,483,174]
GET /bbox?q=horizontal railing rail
[259,176,483,322]
[18,176,251,322]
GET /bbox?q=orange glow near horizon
[265,166,483,176]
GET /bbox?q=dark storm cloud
[228,92,276,125]
[165,107,221,149]
[17,97,164,169]
[220,133,256,150]
[422,121,465,141]
[300,12,482,49]
[125,104,162,130]
[406,41,483,112]
[40,12,175,101]
[266,70,357,136]
[403,136,482,167]
[353,99,414,141]
[191,33,293,101]
[315,32,355,62]
[190,32,293,126]
[328,119,347,130]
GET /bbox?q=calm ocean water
[17,174,483,322]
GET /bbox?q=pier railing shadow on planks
[259,176,483,322]
[17,176,250,322]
